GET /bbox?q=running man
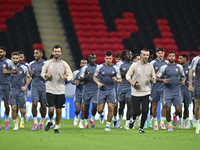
[178,54,191,129]
[117,50,133,130]
[188,53,200,133]
[157,51,185,131]
[0,46,18,130]
[127,48,156,134]
[41,45,73,133]
[113,53,121,128]
[93,51,122,131]
[10,52,31,130]
[71,59,87,128]
[29,49,47,131]
[150,47,168,130]
[79,54,98,129]
[132,54,140,62]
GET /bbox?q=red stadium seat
[0,18,5,24]
[159,25,170,32]
[88,37,99,44]
[71,12,81,18]
[96,56,104,64]
[13,4,23,12]
[1,0,11,5]
[90,5,101,12]
[33,43,43,50]
[12,0,22,5]
[92,12,102,18]
[67,0,77,5]
[81,11,92,18]
[157,19,168,26]
[127,25,139,32]
[98,31,109,38]
[115,19,125,26]
[110,38,121,44]
[82,50,92,58]
[180,51,190,56]
[94,18,105,25]
[165,44,178,51]
[91,44,102,50]
[88,0,99,5]
[2,4,13,11]
[96,24,107,31]
[109,32,120,38]
[163,38,175,45]
[78,1,88,5]
[80,5,90,12]
[0,23,7,31]
[154,44,166,49]
[80,44,92,51]
[79,38,89,45]
[69,5,79,12]
[113,44,124,50]
[22,0,31,5]
[99,37,110,44]
[117,24,127,31]
[4,11,14,18]
[93,50,105,56]
[85,24,96,31]
[76,31,87,38]
[124,18,136,25]
[192,51,200,56]
[73,18,83,25]
[75,24,85,32]
[118,31,130,39]
[123,12,134,18]
[88,31,98,37]
[83,18,94,24]
[102,44,113,51]
[161,31,173,38]
[154,38,164,45]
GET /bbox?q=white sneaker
[78,123,84,128]
[192,120,196,128]
[178,123,183,129]
[74,116,79,126]
[24,113,28,123]
[13,126,19,130]
[186,122,191,129]
[124,125,130,130]
[117,118,122,128]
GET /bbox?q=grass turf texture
[0,119,199,150]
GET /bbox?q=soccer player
[41,45,73,133]
[29,49,47,131]
[188,53,196,127]
[93,51,122,131]
[10,52,31,130]
[117,50,133,130]
[150,47,168,130]
[188,53,200,133]
[79,54,98,129]
[113,53,121,128]
[127,48,156,134]
[132,54,140,62]
[157,51,185,131]
[178,54,191,129]
[0,46,18,130]
[71,59,87,128]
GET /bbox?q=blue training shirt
[72,69,83,96]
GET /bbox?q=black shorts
[46,92,65,109]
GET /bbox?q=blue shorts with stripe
[97,88,117,105]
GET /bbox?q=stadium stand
[0,0,42,62]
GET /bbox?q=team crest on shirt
[112,71,115,74]
[123,66,126,71]
[60,65,63,69]
[3,64,6,67]
[102,70,105,75]
[186,71,188,74]
[20,71,22,74]
[175,68,178,72]
[148,68,151,72]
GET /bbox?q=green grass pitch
[0,119,199,150]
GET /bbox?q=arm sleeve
[179,65,185,77]
[8,59,17,70]
[94,64,102,76]
[157,65,165,78]
[114,65,121,78]
[72,71,78,81]
[190,57,198,71]
[64,61,73,81]
[80,66,87,78]
[125,63,137,80]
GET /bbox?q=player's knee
[20,109,26,114]
[4,102,9,108]
[49,107,54,113]
[56,109,61,115]
[76,108,80,113]
[98,108,103,114]
[32,102,37,108]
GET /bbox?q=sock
[54,124,59,130]
[5,115,9,122]
[85,119,88,125]
[80,119,84,124]
[153,117,157,125]
[13,119,18,127]
[183,119,186,125]
[149,115,153,121]
[179,118,183,124]
[114,116,117,121]
[76,115,79,119]
[50,118,53,122]
[125,120,130,126]
[193,114,196,120]
[100,112,104,116]
[39,117,45,125]
[21,117,24,124]
[91,115,94,121]
[161,117,165,124]
[139,114,142,120]
[33,117,38,124]
[186,117,190,123]
[167,121,172,127]
[196,120,199,126]
[173,113,176,117]
[106,122,111,127]
[119,115,122,119]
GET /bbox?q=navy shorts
[151,90,164,103]
[10,95,26,108]
[74,94,82,103]
[163,90,182,106]
[31,87,47,104]
[82,91,97,105]
[194,85,200,99]
[97,88,117,105]
[0,84,11,102]
[118,88,131,102]
[181,89,191,105]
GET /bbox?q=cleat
[20,123,24,128]
[192,120,196,128]
[178,123,182,129]
[39,124,44,131]
[139,128,146,134]
[117,118,122,128]
[168,125,173,131]
[24,114,28,123]
[195,126,200,134]
[84,124,88,129]
[105,126,111,131]
[54,129,59,133]
[12,126,19,130]
[99,114,104,124]
[5,121,9,130]
[124,125,130,130]
[186,122,191,129]
[154,125,158,130]
[74,116,79,126]
[160,124,166,130]
[79,123,84,128]
[89,119,95,128]
[45,121,52,131]
[113,120,117,128]
[31,123,38,131]
[173,113,177,126]
[144,121,147,129]
[147,120,152,128]
[129,118,135,129]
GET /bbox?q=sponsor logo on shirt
[175,68,178,72]
[148,68,151,72]
[123,66,126,71]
